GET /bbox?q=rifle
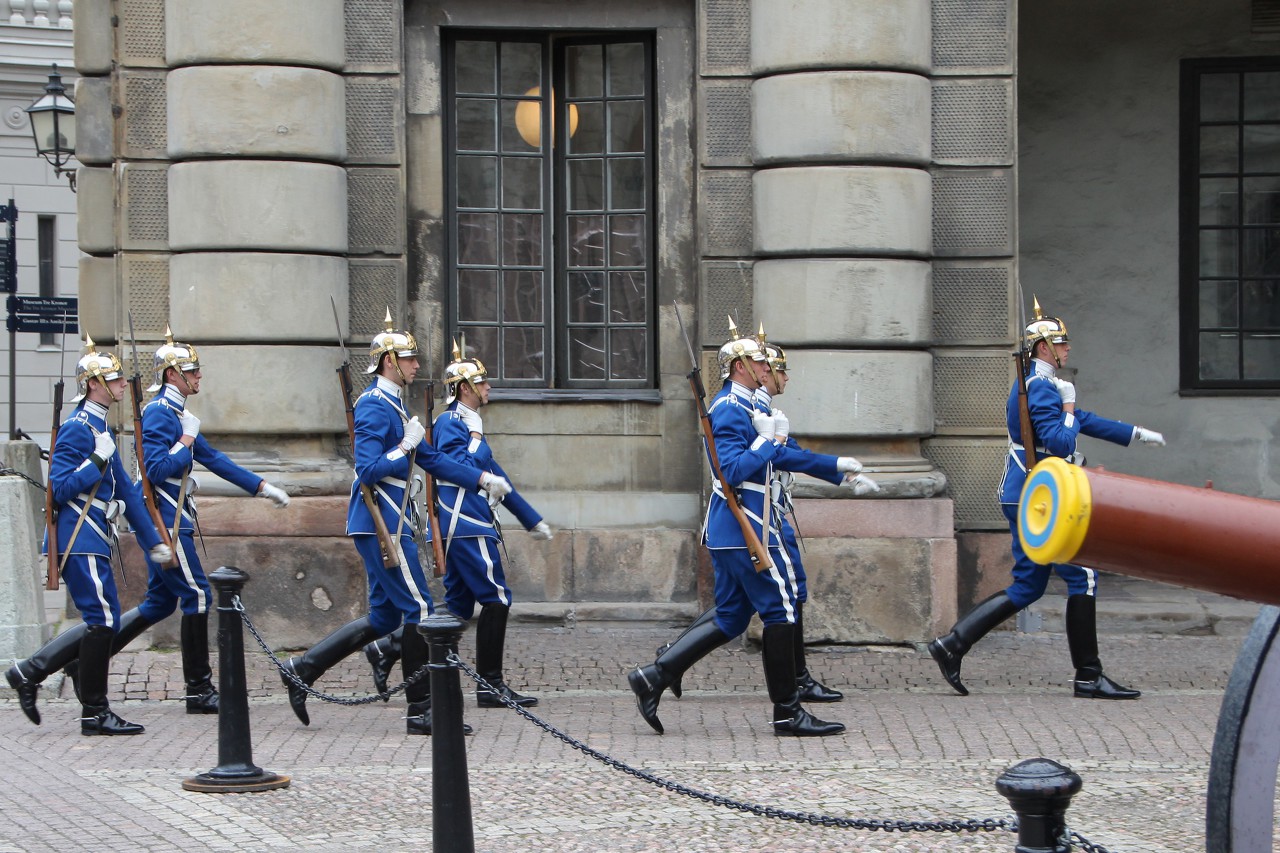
[332,298,398,568]
[127,313,177,566]
[422,375,447,577]
[674,303,772,571]
[1013,289,1038,470]
[43,327,68,590]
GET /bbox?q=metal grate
[701,0,751,76]
[701,80,752,167]
[349,259,403,339]
[700,261,753,348]
[348,168,404,255]
[933,261,1013,344]
[345,0,400,71]
[119,0,166,68]
[932,0,1012,74]
[1254,0,1280,33]
[123,74,167,159]
[923,438,1007,529]
[121,254,171,337]
[124,166,169,248]
[346,77,401,164]
[932,80,1013,166]
[932,350,1009,433]
[700,170,753,258]
[932,169,1013,257]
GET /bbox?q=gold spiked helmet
[149,325,201,392]
[716,316,768,381]
[443,337,489,403]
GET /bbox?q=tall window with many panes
[1181,58,1280,390]
[444,33,655,391]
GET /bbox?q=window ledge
[1179,387,1280,397]
[489,388,663,404]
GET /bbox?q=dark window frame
[37,215,56,347]
[442,29,658,395]
[1180,56,1280,394]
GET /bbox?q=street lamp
[26,64,77,191]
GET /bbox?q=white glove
[179,409,201,439]
[258,482,290,508]
[480,472,512,503]
[1133,426,1165,447]
[399,416,426,453]
[1067,451,1086,466]
[1051,377,1076,405]
[149,543,173,565]
[836,456,863,475]
[771,409,789,444]
[530,521,553,541]
[92,430,116,463]
[843,472,881,495]
[751,410,776,441]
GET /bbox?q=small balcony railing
[7,0,73,28]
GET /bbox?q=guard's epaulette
[707,393,741,414]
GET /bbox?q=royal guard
[283,311,512,734]
[5,338,172,735]
[363,342,553,709]
[630,321,874,737]
[928,299,1166,699]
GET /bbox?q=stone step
[1021,576,1263,638]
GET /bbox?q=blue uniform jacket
[346,377,481,537]
[433,402,542,542]
[46,400,162,557]
[142,385,264,534]
[704,382,782,550]
[998,359,1134,505]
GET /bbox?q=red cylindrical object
[1074,467,1280,606]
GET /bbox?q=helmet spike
[757,322,768,343]
[1032,295,1045,321]
[383,307,394,331]
[728,315,740,340]
[163,324,175,346]
[84,333,95,353]
[451,337,462,361]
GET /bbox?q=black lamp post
[26,64,77,191]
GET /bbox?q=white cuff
[169,441,185,455]
[1064,412,1076,428]
[386,448,406,462]
[750,435,770,451]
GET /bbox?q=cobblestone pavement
[0,618,1272,852]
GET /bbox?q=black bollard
[423,614,473,853]
[995,758,1083,853]
[182,566,291,793]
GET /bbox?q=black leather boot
[794,602,842,703]
[475,604,537,708]
[927,590,1020,696]
[364,627,403,699]
[402,626,472,735]
[6,623,89,725]
[181,613,219,715]
[654,607,717,700]
[628,614,730,734]
[1066,594,1140,700]
[79,625,143,736]
[64,606,154,704]
[281,616,381,726]
[763,622,844,737]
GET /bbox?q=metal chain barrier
[233,595,424,706]
[0,467,47,491]
[231,597,1115,850]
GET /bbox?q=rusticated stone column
[749,0,955,641]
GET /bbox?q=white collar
[1032,358,1057,378]
[375,375,405,399]
[83,400,109,421]
[162,383,187,409]
[755,387,773,409]
[729,381,758,403]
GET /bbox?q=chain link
[0,467,47,492]
[233,595,426,706]
[448,653,1012,836]
[232,598,1116,847]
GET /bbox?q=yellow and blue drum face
[1018,457,1092,566]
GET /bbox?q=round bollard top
[1018,458,1092,566]
[208,566,249,587]
[996,758,1084,800]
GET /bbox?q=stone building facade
[69,0,1279,649]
